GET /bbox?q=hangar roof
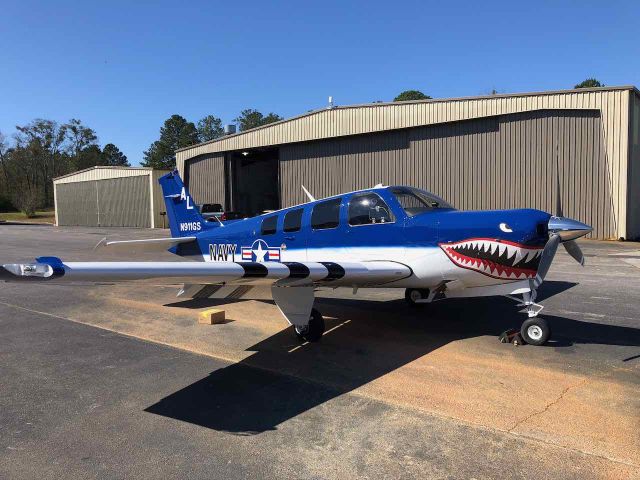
[53,166,169,184]
[176,85,639,175]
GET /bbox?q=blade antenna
[301,185,316,202]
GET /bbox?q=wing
[1,257,411,287]
[1,257,412,330]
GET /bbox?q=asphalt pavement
[1,225,639,479]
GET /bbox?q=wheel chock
[499,329,523,345]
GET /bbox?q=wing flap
[93,236,197,253]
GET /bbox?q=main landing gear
[404,288,431,307]
[294,308,325,343]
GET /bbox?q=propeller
[534,152,592,287]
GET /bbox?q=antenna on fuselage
[301,185,316,202]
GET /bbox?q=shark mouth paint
[439,238,543,280]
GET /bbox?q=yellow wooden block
[198,309,225,325]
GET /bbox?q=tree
[142,115,198,169]
[394,90,431,102]
[575,78,604,89]
[197,115,224,142]
[14,119,68,205]
[63,119,98,158]
[101,143,129,166]
[75,144,103,170]
[234,109,283,131]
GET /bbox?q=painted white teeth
[514,249,525,264]
[490,243,498,254]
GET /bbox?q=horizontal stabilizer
[93,236,197,253]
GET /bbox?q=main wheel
[405,288,430,307]
[294,308,325,342]
[520,318,551,346]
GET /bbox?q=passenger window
[311,198,341,230]
[348,193,394,226]
[283,208,303,232]
[261,215,278,235]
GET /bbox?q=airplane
[0,170,592,346]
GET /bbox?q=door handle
[284,236,295,240]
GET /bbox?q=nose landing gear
[506,288,552,346]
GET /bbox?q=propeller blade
[563,240,585,266]
[534,234,561,287]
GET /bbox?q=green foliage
[197,115,224,142]
[393,90,432,102]
[0,119,128,211]
[574,78,604,89]
[142,115,199,169]
[101,143,129,166]
[234,109,283,131]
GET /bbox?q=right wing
[1,257,411,287]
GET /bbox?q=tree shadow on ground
[145,281,640,434]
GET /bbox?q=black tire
[294,308,325,342]
[520,318,551,346]
[405,288,430,307]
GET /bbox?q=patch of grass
[0,210,55,223]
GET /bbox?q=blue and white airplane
[1,171,591,346]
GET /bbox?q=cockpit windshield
[390,187,455,216]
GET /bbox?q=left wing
[1,257,411,287]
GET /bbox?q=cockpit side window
[348,193,394,226]
[311,198,342,230]
[391,187,454,216]
[261,215,278,235]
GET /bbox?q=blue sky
[1,0,639,166]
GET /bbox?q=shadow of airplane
[145,281,640,434]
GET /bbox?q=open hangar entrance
[226,147,279,217]
[185,147,280,218]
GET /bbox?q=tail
[158,170,216,237]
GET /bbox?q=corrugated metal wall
[280,109,616,239]
[55,176,151,227]
[151,170,169,228]
[628,93,640,239]
[96,176,150,227]
[186,153,226,206]
[56,182,99,226]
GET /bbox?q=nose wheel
[294,308,325,342]
[520,317,551,346]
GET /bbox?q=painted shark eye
[499,223,513,233]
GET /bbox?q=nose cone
[548,216,592,241]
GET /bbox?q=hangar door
[56,176,151,227]
[56,181,99,226]
[96,176,150,227]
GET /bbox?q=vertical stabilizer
[158,170,215,237]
